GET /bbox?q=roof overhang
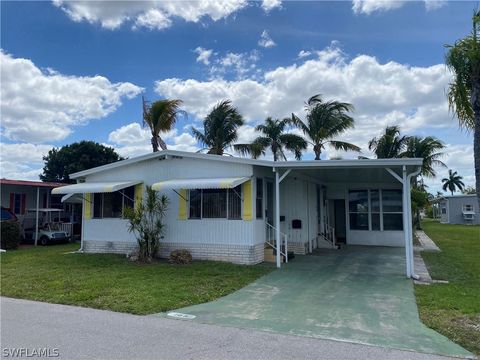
[152,177,250,191]
[51,181,141,195]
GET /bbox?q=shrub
[123,186,169,262]
[1,222,21,250]
[169,249,193,264]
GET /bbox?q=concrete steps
[264,244,286,263]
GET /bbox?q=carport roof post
[387,165,422,278]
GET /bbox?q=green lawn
[0,243,273,315]
[415,219,480,355]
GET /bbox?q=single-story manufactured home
[433,194,479,225]
[52,150,423,278]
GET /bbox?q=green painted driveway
[162,246,471,358]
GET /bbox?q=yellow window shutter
[134,184,143,208]
[178,189,187,220]
[242,180,253,221]
[84,193,92,220]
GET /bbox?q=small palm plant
[191,100,244,155]
[442,170,465,196]
[143,97,185,152]
[291,95,360,160]
[234,117,307,161]
[368,126,410,159]
[123,186,169,262]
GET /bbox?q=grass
[415,219,480,355]
[0,243,273,315]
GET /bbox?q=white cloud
[207,50,261,79]
[297,50,312,59]
[0,143,54,180]
[53,0,253,30]
[352,0,446,14]
[155,42,452,134]
[194,47,214,65]
[261,0,282,12]
[0,51,143,143]
[107,122,198,158]
[258,30,276,48]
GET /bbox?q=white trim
[69,150,423,180]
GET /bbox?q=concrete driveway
[162,246,472,358]
[0,297,467,360]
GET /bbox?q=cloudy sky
[0,0,475,192]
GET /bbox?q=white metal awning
[61,193,84,203]
[152,177,250,191]
[52,181,141,195]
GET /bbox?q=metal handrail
[265,222,288,262]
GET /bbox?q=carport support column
[34,186,40,246]
[402,166,412,278]
[275,169,281,269]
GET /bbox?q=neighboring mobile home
[435,194,479,225]
[53,150,423,277]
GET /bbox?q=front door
[266,181,274,225]
[334,199,347,243]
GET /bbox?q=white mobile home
[53,150,423,277]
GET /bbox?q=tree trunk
[313,144,322,160]
[158,137,167,151]
[472,74,480,211]
[151,135,159,152]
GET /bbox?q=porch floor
[158,246,471,358]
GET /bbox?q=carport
[268,159,422,278]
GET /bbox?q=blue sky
[0,0,476,192]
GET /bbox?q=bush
[169,249,192,264]
[1,222,22,250]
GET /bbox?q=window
[348,189,403,231]
[189,187,242,220]
[189,190,201,219]
[370,190,380,231]
[441,207,447,214]
[92,186,135,219]
[382,190,403,231]
[10,193,26,215]
[256,178,263,219]
[463,204,474,212]
[349,190,369,230]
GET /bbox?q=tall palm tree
[442,170,465,195]
[368,126,409,159]
[191,100,244,155]
[291,95,360,160]
[234,117,307,161]
[445,10,480,206]
[401,135,446,230]
[143,97,184,152]
[401,136,446,178]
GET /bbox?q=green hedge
[1,222,22,250]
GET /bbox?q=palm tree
[191,100,244,155]
[142,97,184,152]
[368,126,409,159]
[401,136,446,178]
[291,95,360,160]
[401,135,446,229]
[442,170,465,195]
[445,10,480,207]
[234,117,307,161]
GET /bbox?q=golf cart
[22,208,70,245]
